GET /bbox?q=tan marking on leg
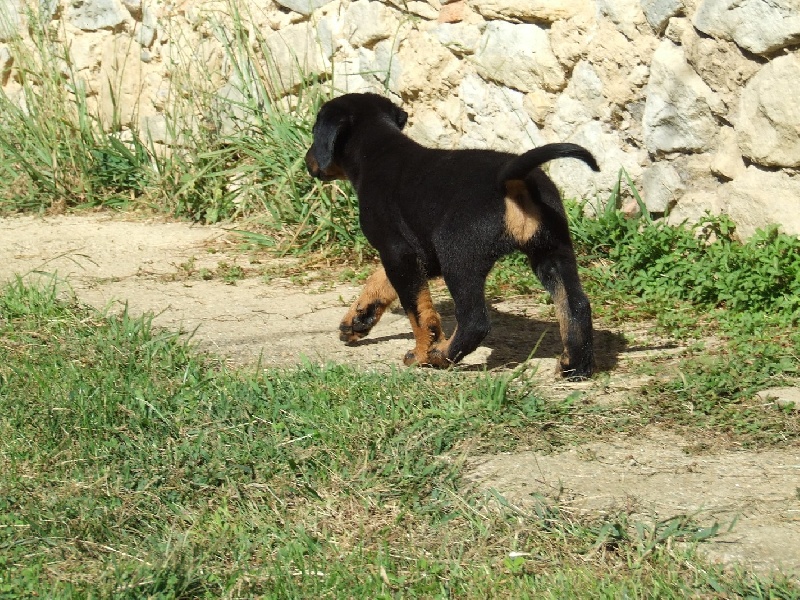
[551,281,585,375]
[339,266,398,343]
[504,180,541,244]
[403,287,445,366]
[552,283,570,356]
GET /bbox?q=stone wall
[2,0,799,237]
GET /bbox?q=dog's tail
[497,143,600,186]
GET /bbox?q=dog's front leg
[401,284,449,367]
[380,255,449,367]
[339,266,398,343]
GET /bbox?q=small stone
[756,387,800,412]
[438,1,465,23]
[641,0,683,33]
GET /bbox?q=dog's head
[305,93,408,181]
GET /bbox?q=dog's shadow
[358,299,629,373]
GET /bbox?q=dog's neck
[343,121,419,187]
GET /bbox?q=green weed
[0,19,153,212]
[567,169,800,322]
[1,280,795,597]
[0,1,368,257]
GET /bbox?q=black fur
[306,93,599,379]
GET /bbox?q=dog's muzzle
[305,147,346,182]
[305,148,324,179]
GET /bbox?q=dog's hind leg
[339,266,398,343]
[528,246,594,380]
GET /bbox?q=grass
[1,279,797,597]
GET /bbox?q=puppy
[305,93,599,379]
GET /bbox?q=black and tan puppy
[305,93,599,379]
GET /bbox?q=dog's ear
[315,112,351,170]
[394,106,408,130]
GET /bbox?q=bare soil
[2,213,798,579]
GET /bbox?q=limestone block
[383,0,438,18]
[641,161,684,213]
[467,0,592,23]
[264,21,333,94]
[66,30,107,73]
[395,30,462,95]
[640,0,683,33]
[718,167,800,238]
[642,40,720,154]
[407,1,439,19]
[522,89,556,126]
[141,114,168,144]
[457,73,544,153]
[437,1,465,23]
[135,4,158,47]
[549,95,593,141]
[0,1,20,42]
[67,0,131,31]
[666,189,722,228]
[430,23,482,55]
[316,10,340,58]
[344,1,400,48]
[472,21,564,93]
[597,0,646,38]
[349,40,402,94]
[331,55,374,94]
[549,61,608,139]
[407,106,459,148]
[693,0,800,55]
[547,120,646,203]
[40,0,59,22]
[98,34,148,128]
[549,10,596,70]
[737,54,800,168]
[0,45,11,85]
[567,61,608,118]
[711,126,745,180]
[664,14,688,42]
[274,0,337,17]
[121,0,141,19]
[681,26,760,112]
[578,20,657,109]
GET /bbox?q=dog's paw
[339,303,381,344]
[403,349,420,366]
[558,354,593,381]
[425,348,452,369]
[403,348,452,368]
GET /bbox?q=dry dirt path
[1,213,798,579]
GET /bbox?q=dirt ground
[2,213,798,579]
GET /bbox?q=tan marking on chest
[504,180,541,244]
